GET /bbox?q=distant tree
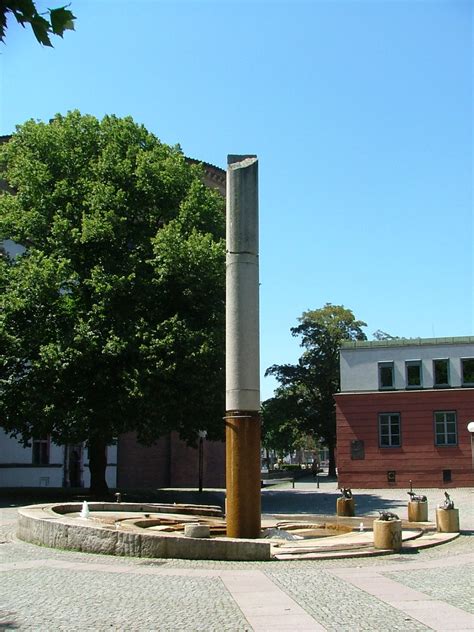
[261,388,319,469]
[266,304,367,477]
[261,387,302,464]
[0,112,225,494]
[372,329,399,341]
[0,1,75,46]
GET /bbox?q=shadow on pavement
[261,489,406,515]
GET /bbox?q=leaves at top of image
[0,1,76,47]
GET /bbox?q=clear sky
[1,0,472,400]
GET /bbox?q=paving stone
[384,565,474,614]
[1,483,473,631]
[265,568,430,631]
[2,568,251,631]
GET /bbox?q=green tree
[266,303,367,477]
[0,111,225,494]
[261,387,319,469]
[0,1,75,46]
[261,388,302,465]
[372,329,399,341]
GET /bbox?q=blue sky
[1,0,472,400]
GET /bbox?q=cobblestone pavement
[1,480,473,631]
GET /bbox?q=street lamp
[467,421,474,471]
[198,430,207,493]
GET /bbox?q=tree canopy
[265,303,367,476]
[0,1,75,46]
[261,387,301,458]
[0,112,225,492]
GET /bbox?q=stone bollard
[336,497,355,517]
[436,508,460,533]
[373,519,402,551]
[184,523,210,538]
[408,500,428,522]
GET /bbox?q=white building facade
[340,337,474,392]
[0,430,117,488]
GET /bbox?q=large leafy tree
[261,387,301,462]
[0,1,76,46]
[0,112,225,493]
[266,304,367,477]
[261,386,317,469]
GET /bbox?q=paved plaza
[1,477,473,631]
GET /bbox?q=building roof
[342,336,474,350]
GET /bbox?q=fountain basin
[17,502,271,561]
[16,502,449,561]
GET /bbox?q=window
[32,436,50,465]
[461,358,474,386]
[378,362,394,389]
[379,413,401,447]
[406,360,422,388]
[434,411,457,446]
[433,359,449,387]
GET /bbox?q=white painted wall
[340,339,474,392]
[0,430,117,488]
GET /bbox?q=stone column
[408,500,428,522]
[225,155,261,539]
[337,497,355,517]
[436,508,460,533]
[373,519,402,551]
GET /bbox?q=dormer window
[433,359,450,388]
[406,360,422,389]
[461,358,474,387]
[378,362,394,390]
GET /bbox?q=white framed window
[32,436,50,465]
[406,360,422,388]
[461,358,474,387]
[433,359,450,387]
[378,362,394,390]
[379,413,401,447]
[434,411,457,446]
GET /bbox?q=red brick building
[117,432,225,489]
[335,337,474,488]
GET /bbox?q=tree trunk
[328,441,337,478]
[88,437,109,496]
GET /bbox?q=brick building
[335,337,474,488]
[117,432,225,489]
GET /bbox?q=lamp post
[467,421,474,471]
[198,430,207,493]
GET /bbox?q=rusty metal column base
[225,411,261,538]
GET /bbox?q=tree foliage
[372,329,399,341]
[261,385,318,468]
[0,112,225,492]
[265,304,367,476]
[0,1,75,47]
[261,387,302,457]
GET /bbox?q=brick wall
[117,432,225,489]
[335,389,474,488]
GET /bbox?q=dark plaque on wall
[351,440,365,460]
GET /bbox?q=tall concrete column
[225,154,261,539]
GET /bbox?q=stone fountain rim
[16,502,450,562]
